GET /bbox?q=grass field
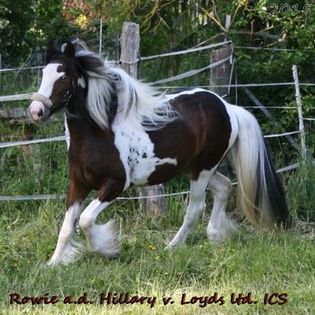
[1,194,314,315]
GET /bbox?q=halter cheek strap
[30,93,53,109]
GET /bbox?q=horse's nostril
[38,109,43,117]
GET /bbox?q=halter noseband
[30,93,53,109]
[31,89,73,110]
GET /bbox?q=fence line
[159,82,315,89]
[264,131,300,138]
[140,41,232,61]
[1,82,315,104]
[151,55,232,85]
[0,41,231,74]
[0,162,301,202]
[0,66,43,73]
[0,136,66,149]
[0,191,190,202]
[0,93,32,102]
[234,46,295,52]
[0,128,300,149]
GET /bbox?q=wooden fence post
[120,22,165,215]
[292,65,307,160]
[209,43,233,100]
[210,15,232,100]
[209,23,232,176]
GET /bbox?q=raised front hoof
[87,220,121,259]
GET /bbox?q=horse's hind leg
[166,170,212,249]
[207,172,238,242]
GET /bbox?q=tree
[0,0,35,66]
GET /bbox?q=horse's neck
[65,91,114,148]
[66,116,112,146]
[66,90,87,118]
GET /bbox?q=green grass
[0,198,314,315]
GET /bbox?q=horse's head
[28,41,85,122]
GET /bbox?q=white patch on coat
[38,63,64,98]
[112,118,177,189]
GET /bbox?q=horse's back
[146,89,236,181]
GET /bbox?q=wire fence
[0,39,313,202]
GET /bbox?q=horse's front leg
[78,180,123,258]
[47,181,89,266]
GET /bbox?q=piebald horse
[28,40,290,265]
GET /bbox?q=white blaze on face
[38,63,65,98]
[28,63,64,121]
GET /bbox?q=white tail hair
[228,105,291,228]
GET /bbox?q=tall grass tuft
[286,159,315,221]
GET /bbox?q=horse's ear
[46,39,57,63]
[64,41,75,59]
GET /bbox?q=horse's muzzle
[28,101,49,122]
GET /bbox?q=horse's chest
[113,123,176,187]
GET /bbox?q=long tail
[228,105,291,228]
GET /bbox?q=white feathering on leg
[47,240,84,266]
[85,220,120,258]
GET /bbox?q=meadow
[0,159,314,314]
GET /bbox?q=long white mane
[71,40,177,130]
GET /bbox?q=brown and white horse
[28,40,290,266]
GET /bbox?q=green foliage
[33,0,79,46]
[0,0,35,65]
